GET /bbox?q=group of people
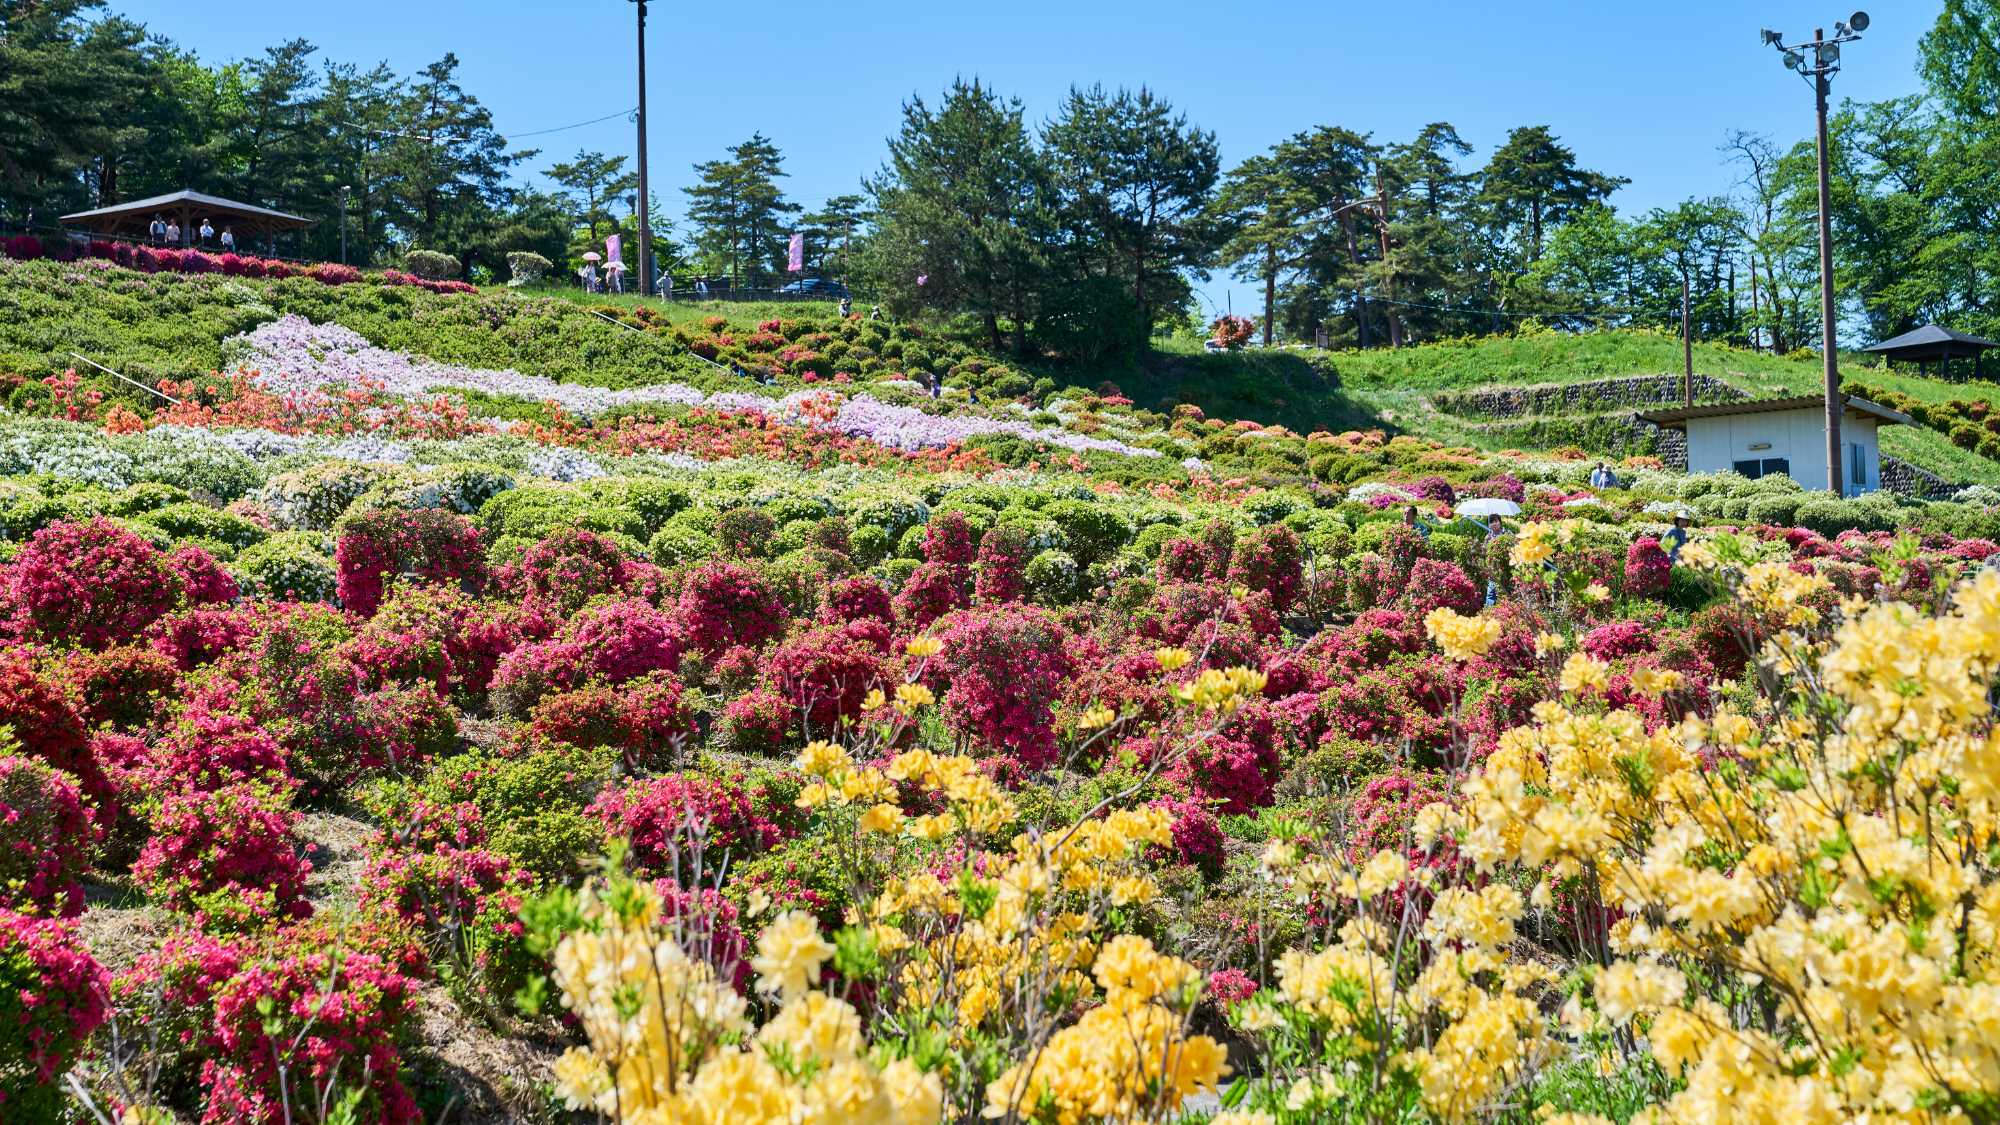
[146,214,235,252]
[577,258,626,294]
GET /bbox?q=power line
[510,107,639,139]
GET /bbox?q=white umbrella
[580,251,603,262]
[1455,497,1522,518]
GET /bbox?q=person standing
[695,278,709,298]
[148,215,167,245]
[838,295,853,318]
[1403,504,1430,539]
[219,227,236,253]
[165,220,181,246]
[198,218,215,246]
[1662,514,1691,563]
[606,258,625,294]
[580,261,600,293]
[1484,513,1506,605]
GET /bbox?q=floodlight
[1818,42,1841,65]
[1760,27,1784,45]
[1835,21,1849,35]
[1783,49,1805,70]
[1850,11,1869,31]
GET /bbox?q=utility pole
[338,185,350,265]
[632,0,653,297]
[1763,13,1867,494]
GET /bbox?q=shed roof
[1862,324,2000,360]
[1639,394,1913,429]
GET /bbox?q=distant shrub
[506,250,553,286]
[402,248,460,280]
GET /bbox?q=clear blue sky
[110,0,1936,313]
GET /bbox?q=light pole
[338,185,351,265]
[630,0,653,297]
[1762,12,1867,494]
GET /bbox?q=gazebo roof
[60,190,313,237]
[1863,324,2000,361]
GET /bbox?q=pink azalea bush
[334,509,487,618]
[930,605,1076,770]
[0,909,108,1118]
[5,518,183,647]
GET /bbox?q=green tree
[1044,85,1220,346]
[683,133,797,289]
[799,193,870,281]
[376,53,525,257]
[1476,125,1626,266]
[1208,153,1314,345]
[862,79,1050,351]
[545,149,636,243]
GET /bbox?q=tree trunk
[1262,246,1277,347]
[984,312,1002,352]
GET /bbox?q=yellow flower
[893,682,935,715]
[1582,582,1610,603]
[859,803,905,834]
[795,740,851,778]
[1534,631,1567,657]
[1558,653,1610,695]
[1155,646,1194,673]
[1075,704,1117,730]
[860,687,887,712]
[1629,666,1684,699]
[751,910,836,1001]
[904,635,942,658]
[1425,606,1502,660]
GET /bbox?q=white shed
[1640,394,1914,497]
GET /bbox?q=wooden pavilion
[59,189,313,251]
[1862,324,2000,383]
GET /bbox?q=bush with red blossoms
[922,510,977,566]
[560,597,686,681]
[822,574,895,626]
[655,881,752,992]
[677,560,789,655]
[721,688,792,755]
[1624,536,1672,598]
[762,625,889,737]
[0,757,94,917]
[142,703,291,796]
[528,672,695,772]
[0,648,106,806]
[146,605,262,670]
[589,773,783,881]
[930,605,1076,770]
[166,544,240,605]
[893,560,969,629]
[515,528,637,616]
[0,909,108,1118]
[1402,557,1481,618]
[1228,524,1305,613]
[359,833,534,1002]
[1148,700,1285,814]
[1304,607,1424,672]
[1347,768,1450,860]
[56,643,178,732]
[487,638,592,720]
[5,517,183,647]
[202,939,422,1125]
[133,782,313,927]
[975,524,1031,603]
[1582,619,1657,661]
[1152,798,1225,875]
[333,508,487,618]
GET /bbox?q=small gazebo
[1863,324,2000,383]
[60,189,313,251]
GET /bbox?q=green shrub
[1024,549,1081,605]
[106,481,191,516]
[648,522,718,568]
[420,744,615,883]
[1041,499,1131,566]
[848,523,892,566]
[402,249,460,280]
[233,532,337,602]
[133,501,268,550]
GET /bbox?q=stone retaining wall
[1432,374,1744,419]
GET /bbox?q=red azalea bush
[143,704,291,794]
[588,773,783,880]
[655,881,752,991]
[487,639,592,719]
[6,517,183,647]
[359,836,533,1000]
[930,605,1076,770]
[923,511,978,566]
[896,560,970,628]
[0,909,108,1118]
[1403,557,1481,618]
[822,575,895,626]
[1624,537,1672,598]
[305,261,363,285]
[146,605,262,670]
[57,642,179,731]
[528,672,695,772]
[678,561,788,655]
[1148,699,1285,814]
[721,688,792,755]
[515,529,637,616]
[561,598,686,682]
[0,757,94,917]
[2,234,45,260]
[0,649,104,804]
[975,524,1032,603]
[133,782,313,926]
[1228,525,1306,613]
[202,939,422,1125]
[763,626,889,736]
[334,509,487,618]
[1582,619,1657,661]
[1153,798,1225,874]
[167,544,240,605]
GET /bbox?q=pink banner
[787,232,805,273]
[605,234,623,268]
